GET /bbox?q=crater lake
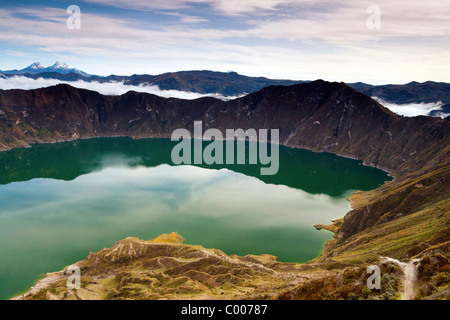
[0,137,391,299]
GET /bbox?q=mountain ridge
[0,81,448,176]
[2,65,449,116]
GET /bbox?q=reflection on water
[0,138,390,196]
[0,138,391,299]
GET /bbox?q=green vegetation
[316,166,450,266]
[416,254,450,300]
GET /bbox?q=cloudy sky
[0,0,449,84]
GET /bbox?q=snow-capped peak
[29,62,47,70]
[51,61,69,69]
[1,61,91,77]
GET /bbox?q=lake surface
[0,138,390,299]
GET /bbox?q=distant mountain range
[0,61,91,77]
[1,62,449,116]
[0,62,304,96]
[352,81,450,117]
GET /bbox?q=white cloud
[373,97,448,118]
[82,0,450,37]
[237,0,450,42]
[0,1,449,83]
[83,0,291,15]
[0,76,242,100]
[82,0,204,11]
[180,16,208,23]
[207,0,288,16]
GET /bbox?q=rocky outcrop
[15,233,317,300]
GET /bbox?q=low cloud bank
[373,97,448,118]
[0,76,242,101]
[1,77,447,118]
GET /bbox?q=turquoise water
[0,138,390,299]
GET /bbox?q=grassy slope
[315,166,449,266]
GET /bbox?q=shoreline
[0,133,396,176]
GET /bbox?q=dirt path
[382,257,420,300]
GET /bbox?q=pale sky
[0,0,449,84]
